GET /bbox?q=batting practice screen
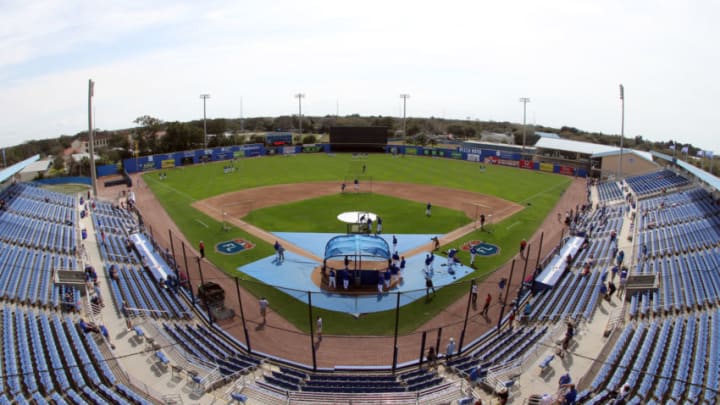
[329,126,389,152]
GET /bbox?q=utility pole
[618,85,625,180]
[400,94,410,136]
[295,93,305,135]
[87,79,98,197]
[519,97,530,153]
[200,94,211,149]
[239,96,244,133]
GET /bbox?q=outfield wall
[121,142,585,177]
[122,143,332,173]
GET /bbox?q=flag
[697,150,705,157]
[681,146,689,154]
[619,84,624,100]
[669,144,675,150]
[89,79,94,97]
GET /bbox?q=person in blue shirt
[392,235,398,251]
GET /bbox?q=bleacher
[597,181,624,203]
[625,169,689,196]
[581,311,719,403]
[107,264,191,319]
[0,306,149,404]
[161,323,260,375]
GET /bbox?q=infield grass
[244,192,469,234]
[144,153,572,335]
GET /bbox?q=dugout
[330,126,389,152]
[323,234,390,288]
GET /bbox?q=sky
[0,0,718,151]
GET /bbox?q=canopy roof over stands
[652,151,720,192]
[324,234,390,261]
[0,154,39,184]
[591,148,654,163]
[535,137,618,155]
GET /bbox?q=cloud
[0,0,718,151]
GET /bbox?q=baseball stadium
[0,135,719,405]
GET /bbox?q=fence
[129,218,572,372]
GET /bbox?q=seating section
[635,188,720,260]
[625,169,689,196]
[162,323,260,375]
[528,204,624,322]
[0,183,82,308]
[447,327,547,377]
[0,306,149,404]
[91,200,190,320]
[597,181,624,203]
[583,311,719,403]
[107,264,190,319]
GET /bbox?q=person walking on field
[199,241,205,258]
[259,297,269,324]
[481,293,491,316]
[316,316,323,341]
[426,202,432,217]
[480,213,486,231]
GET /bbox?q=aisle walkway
[76,197,223,404]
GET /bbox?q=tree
[133,115,164,154]
[52,155,66,171]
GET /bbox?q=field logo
[216,239,255,255]
[461,240,499,257]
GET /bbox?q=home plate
[337,211,378,224]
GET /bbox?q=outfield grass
[144,153,571,335]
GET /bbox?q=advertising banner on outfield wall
[540,163,554,172]
[498,159,519,167]
[519,160,534,169]
[559,166,575,175]
[123,143,265,173]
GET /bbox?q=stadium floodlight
[618,84,625,179]
[200,94,211,149]
[400,94,410,136]
[295,93,305,135]
[519,97,530,153]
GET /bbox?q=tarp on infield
[324,234,390,261]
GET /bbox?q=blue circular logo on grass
[461,240,500,257]
[216,239,255,255]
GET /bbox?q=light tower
[519,97,530,153]
[200,94,211,149]
[400,94,410,136]
[618,84,625,179]
[295,93,305,135]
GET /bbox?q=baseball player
[426,202,432,217]
[376,216,383,234]
[447,248,458,274]
[470,245,477,267]
[392,235,398,251]
[342,267,350,290]
[328,268,336,289]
